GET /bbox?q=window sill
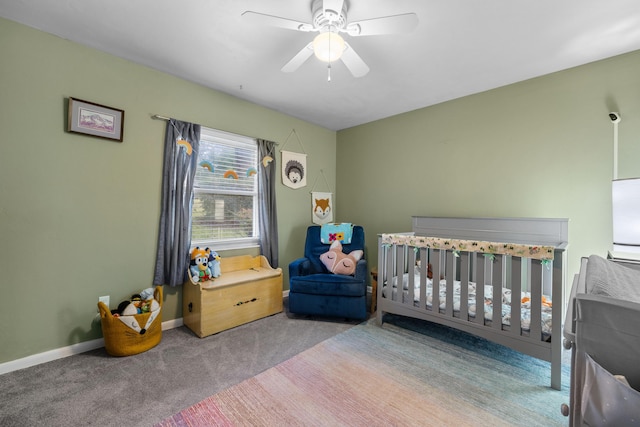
[191,239,260,252]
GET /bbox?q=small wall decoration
[280,129,307,189]
[310,170,333,224]
[67,97,124,142]
[199,160,214,172]
[176,139,193,155]
[311,191,333,224]
[282,150,307,189]
[224,169,239,179]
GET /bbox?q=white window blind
[191,127,258,249]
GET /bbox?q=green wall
[0,18,336,364]
[337,49,640,291]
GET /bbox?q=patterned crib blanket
[382,273,553,337]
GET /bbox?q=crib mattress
[382,274,553,337]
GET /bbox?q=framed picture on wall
[67,97,124,142]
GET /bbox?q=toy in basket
[188,247,221,284]
[98,286,163,357]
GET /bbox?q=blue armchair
[288,225,368,320]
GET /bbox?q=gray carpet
[0,299,362,427]
[1,299,571,427]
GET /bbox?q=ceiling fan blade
[242,11,314,32]
[340,42,369,78]
[282,42,315,73]
[345,13,418,36]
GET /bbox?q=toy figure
[189,247,213,284]
[208,250,221,278]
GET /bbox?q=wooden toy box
[182,255,283,338]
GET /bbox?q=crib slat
[408,246,416,304]
[430,249,442,312]
[459,252,470,320]
[530,260,543,339]
[445,251,455,316]
[475,253,485,325]
[388,244,396,302]
[418,248,427,309]
[384,244,393,303]
[394,245,405,303]
[492,255,503,330]
[510,256,522,336]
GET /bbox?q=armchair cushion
[289,271,365,297]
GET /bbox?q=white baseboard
[0,318,183,376]
[0,291,289,376]
[0,338,107,376]
[162,317,184,330]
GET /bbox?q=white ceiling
[2,0,640,131]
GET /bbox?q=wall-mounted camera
[609,112,621,123]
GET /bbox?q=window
[191,127,259,250]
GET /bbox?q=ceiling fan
[242,0,418,79]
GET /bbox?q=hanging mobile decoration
[170,120,193,156]
[176,139,192,155]
[199,160,214,173]
[260,141,275,168]
[224,170,239,179]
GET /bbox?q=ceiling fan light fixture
[313,31,345,62]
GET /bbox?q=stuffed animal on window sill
[320,240,363,276]
[188,247,221,284]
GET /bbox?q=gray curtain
[257,139,279,267]
[153,119,201,286]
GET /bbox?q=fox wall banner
[311,192,333,224]
[282,150,307,189]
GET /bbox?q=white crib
[377,217,568,390]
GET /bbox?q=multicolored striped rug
[156,315,569,426]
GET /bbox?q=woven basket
[98,286,163,357]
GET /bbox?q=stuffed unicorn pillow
[320,240,363,276]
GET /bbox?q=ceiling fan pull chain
[327,64,332,82]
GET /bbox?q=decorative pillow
[320,240,363,276]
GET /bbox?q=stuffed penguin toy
[208,250,221,278]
